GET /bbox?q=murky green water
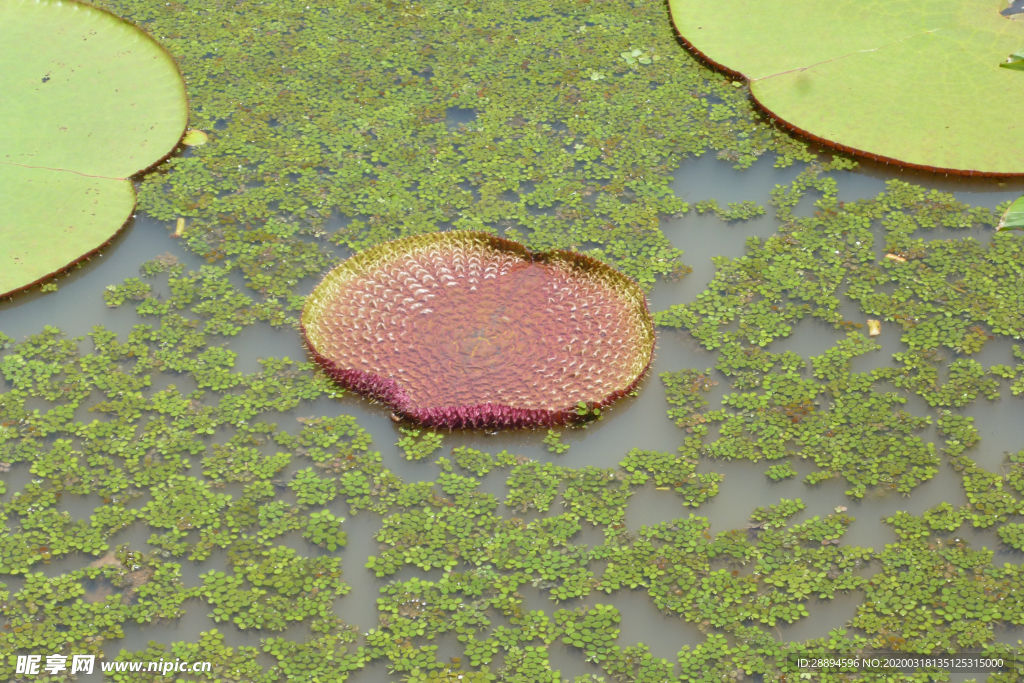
[3,151,1023,682]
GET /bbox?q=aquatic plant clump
[302,232,655,429]
[7,178,1024,679]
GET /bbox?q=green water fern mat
[668,0,1024,175]
[0,0,187,297]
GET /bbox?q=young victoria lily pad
[668,0,1024,175]
[0,0,187,296]
[302,232,655,429]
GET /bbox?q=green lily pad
[1000,49,1024,70]
[182,129,209,146]
[998,195,1024,230]
[668,0,1024,175]
[0,0,187,296]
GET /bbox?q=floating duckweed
[88,0,824,308]
[203,435,290,482]
[693,199,766,222]
[142,476,231,531]
[998,523,1024,551]
[765,461,797,481]
[575,399,602,420]
[558,603,621,662]
[6,0,1024,674]
[302,510,347,551]
[203,544,349,630]
[856,512,1024,650]
[113,630,266,682]
[397,427,444,461]
[449,446,517,477]
[561,467,640,526]
[749,499,806,531]
[506,460,565,514]
[620,449,722,507]
[922,502,968,533]
[542,429,570,454]
[937,412,1024,529]
[874,351,1002,408]
[289,468,339,506]
[682,333,938,499]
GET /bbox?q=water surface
[3,153,1022,681]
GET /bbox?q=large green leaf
[0,0,186,296]
[998,195,1024,230]
[668,0,1024,175]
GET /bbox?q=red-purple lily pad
[302,232,655,429]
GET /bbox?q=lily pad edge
[666,13,1024,178]
[0,0,190,299]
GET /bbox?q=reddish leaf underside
[302,232,656,429]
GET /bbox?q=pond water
[2,149,1023,681]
